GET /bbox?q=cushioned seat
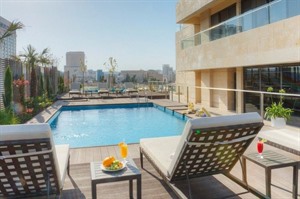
[0,123,70,198]
[140,112,264,197]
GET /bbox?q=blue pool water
[48,103,187,148]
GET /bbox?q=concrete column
[236,67,244,113]
[201,70,211,107]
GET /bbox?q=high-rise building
[162,64,175,83]
[0,16,17,109]
[96,70,104,81]
[0,16,16,59]
[64,51,85,88]
[176,0,300,124]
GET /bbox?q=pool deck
[28,98,300,198]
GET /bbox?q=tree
[58,76,65,94]
[38,75,44,96]
[20,45,50,98]
[20,45,39,97]
[3,66,13,109]
[0,21,24,43]
[104,57,117,88]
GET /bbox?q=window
[241,0,274,13]
[211,4,236,26]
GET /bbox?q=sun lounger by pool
[69,82,82,97]
[98,83,109,96]
[124,82,138,95]
[0,123,70,198]
[140,112,264,198]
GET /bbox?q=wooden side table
[90,158,141,199]
[242,150,299,199]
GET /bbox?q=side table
[242,150,299,199]
[90,158,141,199]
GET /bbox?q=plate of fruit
[101,156,125,172]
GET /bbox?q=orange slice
[102,156,115,167]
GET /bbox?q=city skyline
[0,0,177,71]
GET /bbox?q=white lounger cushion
[55,144,70,187]
[0,123,69,189]
[140,136,180,177]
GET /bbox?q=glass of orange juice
[119,142,128,163]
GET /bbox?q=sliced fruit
[102,156,115,167]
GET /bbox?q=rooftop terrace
[28,98,299,198]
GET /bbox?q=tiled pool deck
[28,98,300,198]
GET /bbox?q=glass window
[210,4,236,26]
[244,67,260,90]
[261,67,280,92]
[282,65,300,94]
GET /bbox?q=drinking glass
[119,142,128,163]
[257,140,264,158]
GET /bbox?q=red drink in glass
[257,140,264,158]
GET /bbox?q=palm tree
[38,48,50,67]
[20,45,39,97]
[0,21,24,43]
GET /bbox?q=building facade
[64,51,85,89]
[0,16,16,59]
[0,16,17,109]
[96,69,104,81]
[176,0,300,124]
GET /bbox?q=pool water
[48,104,187,148]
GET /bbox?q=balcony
[180,0,300,50]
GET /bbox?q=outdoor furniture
[98,82,109,96]
[242,150,299,199]
[124,82,138,95]
[140,112,264,198]
[69,82,82,97]
[90,158,141,199]
[0,123,70,198]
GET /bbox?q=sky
[0,0,178,72]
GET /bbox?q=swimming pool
[48,103,187,148]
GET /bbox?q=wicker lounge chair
[0,123,70,198]
[140,112,264,198]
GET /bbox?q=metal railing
[180,0,300,49]
[169,84,300,122]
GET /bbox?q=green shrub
[3,66,13,109]
[265,102,293,121]
[0,109,20,125]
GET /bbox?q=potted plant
[264,87,293,128]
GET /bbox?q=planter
[271,117,286,128]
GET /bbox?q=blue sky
[0,0,178,71]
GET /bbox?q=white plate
[101,161,126,172]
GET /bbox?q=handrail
[175,84,300,97]
[180,0,299,49]
[171,84,300,117]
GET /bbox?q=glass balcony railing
[181,0,300,49]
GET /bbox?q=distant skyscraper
[64,51,85,88]
[0,16,17,109]
[0,16,16,59]
[96,70,104,81]
[162,64,175,83]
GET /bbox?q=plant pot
[271,117,286,128]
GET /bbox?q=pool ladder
[136,95,149,106]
